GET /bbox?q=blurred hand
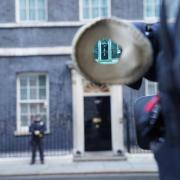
[34,130,40,135]
[157,0,180,146]
[153,1,180,179]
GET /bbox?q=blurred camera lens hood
[72,17,153,85]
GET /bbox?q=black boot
[30,160,35,165]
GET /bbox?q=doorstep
[74,151,127,161]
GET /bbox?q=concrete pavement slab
[0,153,158,176]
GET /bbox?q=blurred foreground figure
[29,115,46,165]
[135,1,180,179]
[152,1,180,180]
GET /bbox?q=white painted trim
[84,92,110,97]
[14,130,50,136]
[109,0,112,18]
[0,21,85,28]
[46,74,50,133]
[145,80,148,96]
[16,73,50,134]
[16,74,21,132]
[0,47,72,57]
[145,80,158,96]
[110,85,124,154]
[15,0,20,23]
[79,0,83,21]
[71,70,124,157]
[0,19,162,29]
[79,0,111,22]
[72,70,85,155]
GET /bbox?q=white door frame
[71,69,124,156]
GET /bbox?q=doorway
[71,69,124,157]
[84,96,112,151]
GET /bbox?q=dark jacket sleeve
[126,22,161,90]
[39,121,46,134]
[29,123,34,133]
[154,143,180,180]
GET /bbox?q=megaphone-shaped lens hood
[72,17,153,85]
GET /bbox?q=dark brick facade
[0,0,15,23]
[112,0,144,20]
[0,56,73,153]
[0,0,145,154]
[48,0,79,21]
[0,27,79,48]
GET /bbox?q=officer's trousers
[31,139,44,163]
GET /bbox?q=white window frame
[16,73,50,135]
[144,0,161,21]
[79,0,111,21]
[16,0,48,23]
[145,80,158,96]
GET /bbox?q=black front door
[84,96,112,151]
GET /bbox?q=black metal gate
[0,114,72,158]
[123,87,150,154]
[125,115,150,153]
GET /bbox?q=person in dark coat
[132,1,180,179]
[29,115,46,165]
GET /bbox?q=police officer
[29,115,46,165]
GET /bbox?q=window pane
[83,7,90,18]
[37,0,46,20]
[20,0,26,9]
[39,88,46,99]
[19,0,47,22]
[100,0,108,7]
[21,115,29,127]
[147,81,158,95]
[92,7,99,18]
[111,42,118,59]
[30,115,36,122]
[40,103,47,113]
[148,84,156,95]
[145,0,160,18]
[155,0,160,17]
[30,88,38,99]
[101,7,108,16]
[20,88,28,100]
[40,115,47,124]
[83,0,108,19]
[21,104,28,114]
[29,76,37,87]
[167,0,179,18]
[29,9,36,20]
[83,0,90,7]
[30,104,38,114]
[155,8,160,17]
[147,7,153,17]
[18,74,48,130]
[20,0,27,20]
[20,77,28,87]
[20,10,27,20]
[92,0,99,7]
[38,9,46,20]
[39,75,46,86]
[29,0,35,8]
[38,0,46,8]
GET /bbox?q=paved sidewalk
[0,153,158,176]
